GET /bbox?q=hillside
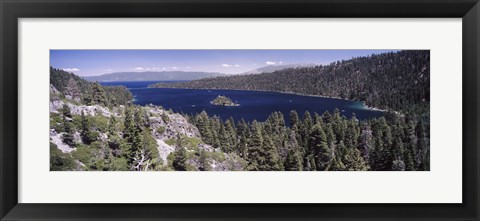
[241,63,316,75]
[151,51,429,114]
[83,71,226,82]
[50,67,133,107]
[50,68,246,171]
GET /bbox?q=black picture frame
[1,0,479,220]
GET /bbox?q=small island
[210,95,240,106]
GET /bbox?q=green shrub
[181,136,202,151]
[209,151,226,162]
[165,138,176,146]
[72,144,93,164]
[161,112,170,123]
[107,157,129,171]
[90,115,109,133]
[82,131,99,144]
[50,143,77,171]
[156,126,166,135]
[167,152,175,168]
[50,113,64,132]
[164,136,201,151]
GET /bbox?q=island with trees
[210,95,240,106]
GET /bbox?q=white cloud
[266,61,284,65]
[222,64,240,68]
[62,68,80,72]
[106,69,112,72]
[134,67,186,71]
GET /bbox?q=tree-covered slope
[50,67,133,107]
[152,50,430,113]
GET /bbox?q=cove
[101,81,384,124]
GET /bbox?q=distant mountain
[241,63,317,75]
[83,71,226,82]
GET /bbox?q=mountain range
[82,64,317,82]
[83,71,226,82]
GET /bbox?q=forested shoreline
[50,50,430,171]
[151,50,430,114]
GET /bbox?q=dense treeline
[50,67,133,107]
[187,109,429,171]
[152,50,430,114]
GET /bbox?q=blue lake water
[101,81,384,124]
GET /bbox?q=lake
[101,81,384,124]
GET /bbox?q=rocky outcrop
[50,130,75,153]
[156,140,174,164]
[50,99,118,117]
[148,107,200,140]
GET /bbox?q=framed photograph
[1,0,479,220]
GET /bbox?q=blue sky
[50,50,397,76]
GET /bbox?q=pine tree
[224,118,237,148]
[123,106,134,142]
[90,82,107,106]
[300,111,313,150]
[322,111,333,125]
[173,135,188,171]
[332,108,346,142]
[358,123,373,162]
[330,142,346,171]
[219,123,231,153]
[246,121,264,171]
[284,131,302,171]
[392,159,406,171]
[416,118,430,170]
[260,135,282,171]
[129,108,144,157]
[405,119,418,170]
[64,77,82,102]
[370,117,394,170]
[342,142,369,171]
[346,114,359,148]
[195,111,214,144]
[80,110,98,145]
[289,110,300,128]
[107,115,122,157]
[198,149,211,171]
[309,124,332,171]
[60,104,75,146]
[314,112,322,125]
[236,119,249,158]
[107,115,117,136]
